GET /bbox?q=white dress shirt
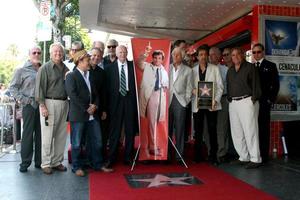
[77,68,94,121]
[172,64,181,83]
[117,60,129,91]
[64,60,75,71]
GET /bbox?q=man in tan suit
[138,47,168,157]
[168,47,193,163]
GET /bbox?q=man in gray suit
[168,47,193,163]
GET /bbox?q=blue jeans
[70,120,103,171]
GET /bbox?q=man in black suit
[89,47,108,156]
[105,45,138,167]
[65,50,113,176]
[252,43,279,163]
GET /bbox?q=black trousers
[258,101,271,162]
[100,117,109,157]
[193,109,218,161]
[20,104,41,168]
[168,96,186,160]
[107,94,135,164]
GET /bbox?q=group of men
[9,38,279,177]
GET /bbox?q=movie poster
[267,56,300,114]
[265,20,300,56]
[262,17,300,120]
[131,38,171,160]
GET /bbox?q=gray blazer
[191,63,224,113]
[169,63,193,107]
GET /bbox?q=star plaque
[198,81,214,109]
[125,172,202,188]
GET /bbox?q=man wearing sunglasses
[63,41,84,71]
[9,45,42,173]
[252,43,279,163]
[103,39,118,67]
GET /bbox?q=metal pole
[43,41,46,64]
[168,136,188,168]
[11,102,17,153]
[0,105,4,152]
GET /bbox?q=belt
[232,95,250,101]
[46,96,67,101]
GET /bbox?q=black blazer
[65,68,99,122]
[89,66,107,115]
[259,59,279,103]
[105,61,138,126]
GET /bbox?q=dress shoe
[52,164,67,172]
[218,155,229,163]
[245,162,262,169]
[230,160,250,165]
[35,164,41,169]
[123,160,132,166]
[19,166,28,173]
[75,169,85,177]
[42,167,53,175]
[101,166,114,173]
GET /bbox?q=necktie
[154,68,159,91]
[120,65,127,96]
[256,62,260,68]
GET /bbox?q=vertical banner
[131,38,171,160]
[262,16,300,121]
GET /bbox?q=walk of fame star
[200,84,211,96]
[125,172,202,188]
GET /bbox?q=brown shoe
[52,164,67,172]
[75,169,85,177]
[42,167,53,175]
[101,166,114,173]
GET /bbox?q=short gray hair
[28,45,41,55]
[49,42,65,54]
[172,47,185,59]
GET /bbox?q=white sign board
[37,20,52,42]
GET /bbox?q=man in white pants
[226,47,262,169]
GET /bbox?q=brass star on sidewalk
[132,174,193,187]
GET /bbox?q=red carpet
[89,163,277,200]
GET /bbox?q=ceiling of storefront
[79,0,300,41]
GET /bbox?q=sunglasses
[107,45,116,49]
[222,53,229,56]
[32,51,41,55]
[252,51,262,54]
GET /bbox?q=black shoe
[245,162,262,169]
[193,157,204,163]
[230,160,250,165]
[104,161,113,168]
[218,155,229,163]
[123,160,132,166]
[19,166,28,173]
[35,164,41,169]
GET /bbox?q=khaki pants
[40,99,69,168]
